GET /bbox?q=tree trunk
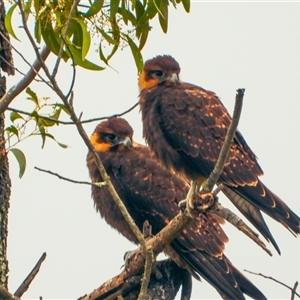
[0,0,14,288]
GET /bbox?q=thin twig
[292,282,299,300]
[61,35,76,99]
[14,252,47,298]
[244,270,300,299]
[0,31,51,86]
[51,6,77,99]
[139,246,155,300]
[0,46,51,114]
[0,54,44,82]
[203,88,245,192]
[6,102,138,125]
[34,166,105,187]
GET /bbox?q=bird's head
[90,118,133,153]
[138,55,180,90]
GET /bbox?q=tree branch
[0,46,51,114]
[211,202,272,256]
[17,1,153,297]
[14,252,47,298]
[6,102,138,125]
[34,166,106,188]
[203,88,244,192]
[78,211,192,300]
[0,286,20,300]
[244,270,300,299]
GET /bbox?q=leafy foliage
[3,0,190,176]
[5,0,190,72]
[6,88,69,177]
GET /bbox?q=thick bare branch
[0,286,20,300]
[78,211,191,300]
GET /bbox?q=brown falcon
[86,117,266,300]
[138,55,300,255]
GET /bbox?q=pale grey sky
[5,2,300,299]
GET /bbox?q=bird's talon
[178,199,187,211]
[193,191,216,213]
[123,249,138,270]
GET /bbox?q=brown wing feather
[162,83,262,183]
[140,80,300,252]
[87,141,266,300]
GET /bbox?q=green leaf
[81,0,104,17]
[158,0,168,33]
[72,17,91,60]
[34,19,42,43]
[138,23,149,51]
[66,44,105,71]
[41,25,61,56]
[30,110,40,121]
[38,117,57,127]
[40,17,68,61]
[26,87,39,106]
[4,3,20,41]
[104,19,120,62]
[135,0,145,30]
[6,125,19,138]
[9,148,26,178]
[37,124,46,148]
[35,132,68,149]
[50,108,61,121]
[126,35,143,73]
[57,142,68,149]
[34,0,40,15]
[146,0,158,19]
[10,111,24,123]
[97,27,118,45]
[110,0,120,19]
[120,0,128,25]
[51,103,70,115]
[99,43,109,65]
[181,0,190,12]
[23,0,32,22]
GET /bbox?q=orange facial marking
[138,70,159,90]
[90,133,110,152]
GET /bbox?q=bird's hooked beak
[166,73,179,84]
[118,136,132,148]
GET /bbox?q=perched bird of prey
[87,117,266,300]
[138,55,300,255]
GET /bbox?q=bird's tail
[222,185,281,254]
[227,260,267,300]
[223,180,300,253]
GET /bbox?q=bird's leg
[179,180,199,218]
[178,180,196,209]
[123,221,162,278]
[179,179,216,218]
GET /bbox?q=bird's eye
[153,70,163,77]
[106,134,118,142]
